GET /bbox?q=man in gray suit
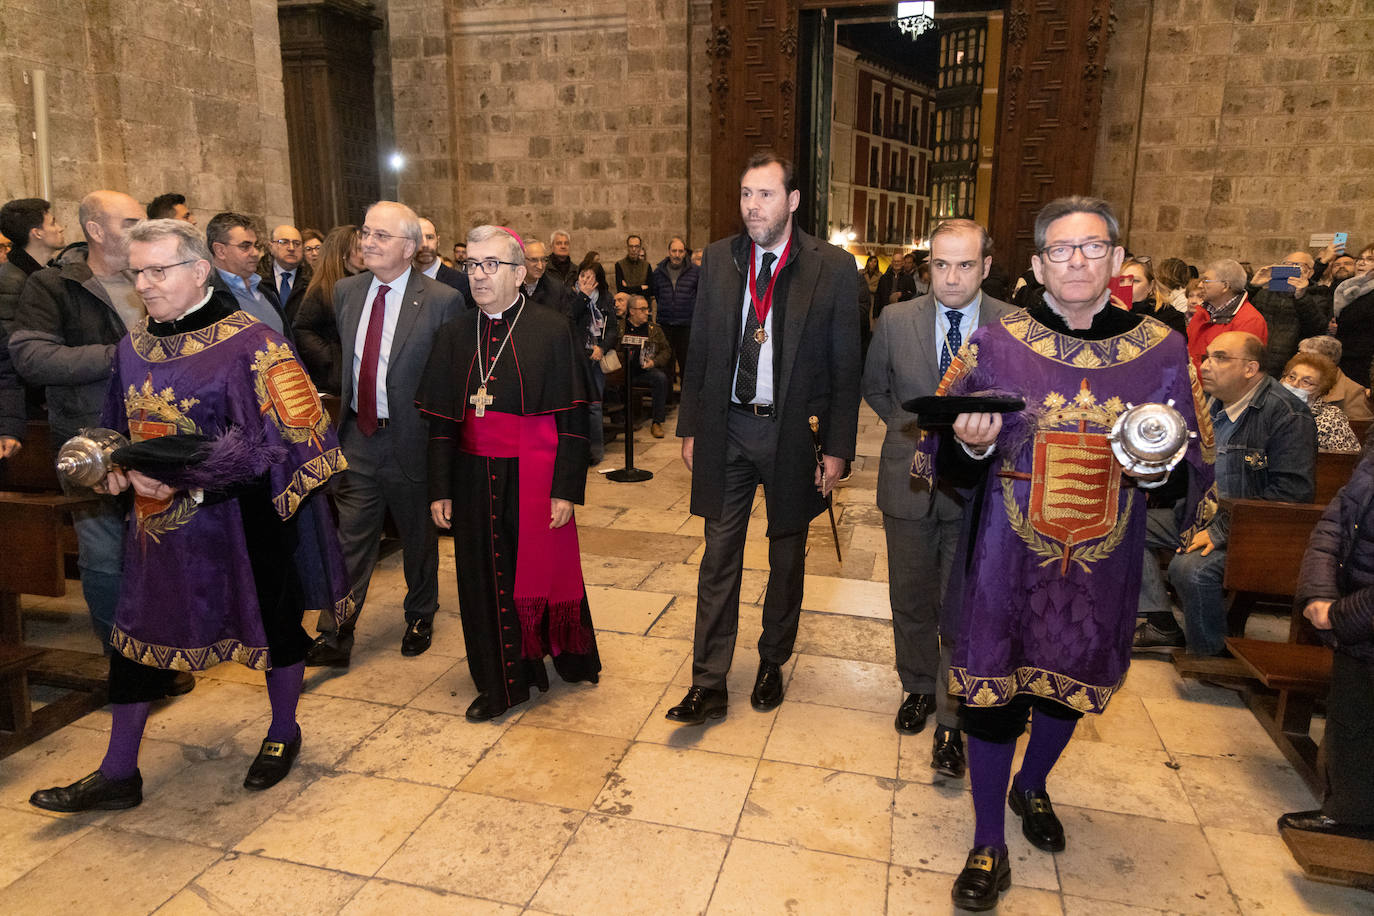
[862,218,1015,777]
[306,201,462,666]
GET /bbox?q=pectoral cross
[469,385,494,417]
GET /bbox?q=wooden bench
[1315,449,1360,506]
[0,421,110,757]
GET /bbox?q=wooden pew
[1314,449,1360,506]
[0,421,109,757]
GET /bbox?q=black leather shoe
[950,845,1010,912]
[895,693,935,734]
[750,661,784,711]
[1132,619,1185,650]
[1278,809,1374,839]
[466,693,509,722]
[163,671,196,697]
[931,726,966,778]
[665,686,728,724]
[400,619,433,657]
[304,633,352,668]
[30,769,143,812]
[243,732,301,791]
[1008,783,1066,852]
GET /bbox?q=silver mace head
[1109,400,1194,476]
[55,428,131,489]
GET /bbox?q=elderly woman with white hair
[1300,335,1373,422]
[1185,257,1270,375]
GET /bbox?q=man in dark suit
[668,152,861,724]
[415,216,470,305]
[256,224,312,324]
[519,239,574,320]
[305,201,462,666]
[862,218,1016,778]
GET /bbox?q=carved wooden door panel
[988,0,1113,274]
[707,0,801,242]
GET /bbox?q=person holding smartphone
[1247,250,1326,377]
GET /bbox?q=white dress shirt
[351,268,411,419]
[732,238,788,405]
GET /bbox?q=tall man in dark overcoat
[668,152,861,724]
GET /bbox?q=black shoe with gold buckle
[243,732,301,791]
[950,845,1011,911]
[1008,783,1066,851]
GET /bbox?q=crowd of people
[1,172,1372,911]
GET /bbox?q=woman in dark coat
[1334,243,1374,384]
[291,225,360,394]
[1285,434,1374,839]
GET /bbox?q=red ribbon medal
[748,237,792,344]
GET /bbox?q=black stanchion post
[607,337,653,483]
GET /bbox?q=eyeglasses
[525,256,549,264]
[463,258,522,276]
[230,240,261,253]
[121,259,197,283]
[1357,256,1374,266]
[303,244,322,253]
[1199,278,1224,286]
[358,227,403,244]
[272,238,303,249]
[1202,353,1253,365]
[1039,241,1112,263]
[1281,372,1319,389]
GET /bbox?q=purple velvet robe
[916,310,1216,714]
[102,310,352,671]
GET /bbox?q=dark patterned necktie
[940,310,962,377]
[735,252,776,404]
[279,271,292,305]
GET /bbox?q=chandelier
[895,2,935,39]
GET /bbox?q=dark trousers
[1323,651,1374,824]
[324,429,439,639]
[638,367,669,423]
[692,408,808,689]
[883,510,962,729]
[662,324,690,391]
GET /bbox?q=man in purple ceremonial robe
[30,219,351,813]
[416,225,599,723]
[917,197,1215,910]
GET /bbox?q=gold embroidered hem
[111,627,270,672]
[130,310,259,362]
[273,447,347,520]
[1002,311,1172,368]
[948,664,1123,715]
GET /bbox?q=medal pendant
[469,385,494,417]
[753,327,768,344]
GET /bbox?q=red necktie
[356,284,390,436]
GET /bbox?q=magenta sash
[459,411,590,657]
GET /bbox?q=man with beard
[667,152,860,725]
[415,216,470,303]
[920,196,1213,910]
[649,237,699,394]
[416,225,599,721]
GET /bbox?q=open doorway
[796,3,1004,268]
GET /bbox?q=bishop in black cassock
[416,225,600,722]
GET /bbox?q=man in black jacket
[668,152,861,725]
[9,191,151,653]
[256,224,313,325]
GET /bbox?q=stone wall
[0,0,293,233]
[1093,0,1374,264]
[387,0,709,262]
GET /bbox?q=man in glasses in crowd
[257,224,313,324]
[919,196,1214,910]
[1185,258,1269,374]
[416,225,599,722]
[305,201,462,668]
[207,212,288,337]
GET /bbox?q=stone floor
[2,404,1369,914]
